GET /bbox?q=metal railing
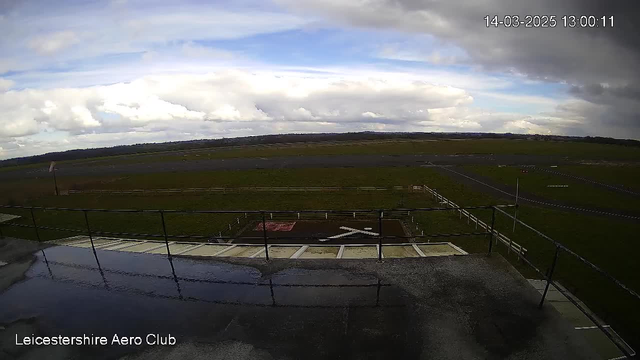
[491,206,637,358]
[422,184,528,256]
[0,204,512,262]
[67,185,416,195]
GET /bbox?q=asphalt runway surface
[0,154,574,180]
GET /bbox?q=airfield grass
[559,164,640,192]
[464,165,640,212]
[45,138,640,168]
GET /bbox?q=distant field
[49,138,640,167]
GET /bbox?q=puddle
[0,245,415,359]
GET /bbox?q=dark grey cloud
[278,0,640,138]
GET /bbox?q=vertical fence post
[160,211,171,257]
[0,221,4,239]
[261,212,269,260]
[83,210,96,252]
[487,207,496,255]
[378,210,383,261]
[30,208,41,242]
[539,246,560,308]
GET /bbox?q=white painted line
[337,245,345,259]
[320,230,359,242]
[250,247,267,258]
[413,244,427,257]
[448,242,469,255]
[339,226,379,236]
[108,240,148,251]
[290,245,308,259]
[574,325,610,330]
[608,356,629,360]
[0,261,7,267]
[212,245,237,257]
[144,242,174,253]
[66,238,92,246]
[174,243,205,255]
[94,240,124,249]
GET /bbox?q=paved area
[0,242,599,359]
[0,154,575,180]
[50,235,468,259]
[528,279,635,360]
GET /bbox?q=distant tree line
[1,132,639,167]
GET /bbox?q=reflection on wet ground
[0,245,416,359]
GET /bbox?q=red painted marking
[254,221,297,232]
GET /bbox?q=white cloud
[0,69,600,159]
[0,78,14,91]
[28,30,80,55]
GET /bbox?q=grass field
[463,165,640,212]
[559,165,640,192]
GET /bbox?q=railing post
[262,212,269,260]
[539,246,560,308]
[0,221,4,239]
[30,208,41,242]
[83,210,96,252]
[378,210,383,260]
[160,211,171,257]
[487,207,496,255]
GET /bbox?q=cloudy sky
[1,0,639,159]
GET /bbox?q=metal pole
[41,250,53,279]
[487,207,496,255]
[30,208,41,242]
[513,177,519,232]
[0,222,4,239]
[83,210,96,253]
[168,256,182,299]
[53,169,59,196]
[160,211,171,257]
[539,246,560,308]
[269,279,276,306]
[378,210,383,260]
[262,212,269,260]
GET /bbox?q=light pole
[49,161,59,196]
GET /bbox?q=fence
[0,204,513,261]
[67,185,418,195]
[421,184,528,257]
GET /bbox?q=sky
[1,0,639,159]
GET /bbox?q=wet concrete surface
[0,154,574,180]
[0,241,598,359]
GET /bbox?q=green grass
[72,168,442,190]
[559,165,640,192]
[464,165,640,212]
